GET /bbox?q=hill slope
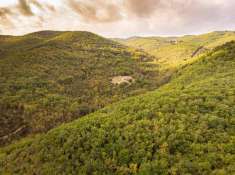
[117,31,235,70]
[1,42,235,174]
[0,31,160,145]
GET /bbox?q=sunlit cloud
[0,0,235,37]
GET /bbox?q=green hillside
[117,31,235,70]
[1,41,235,174]
[0,31,160,145]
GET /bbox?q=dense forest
[1,38,235,174]
[0,0,235,173]
[0,31,163,145]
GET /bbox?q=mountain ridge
[115,31,235,70]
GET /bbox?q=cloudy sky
[0,0,235,37]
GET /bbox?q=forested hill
[1,41,235,174]
[0,31,160,145]
[116,31,235,70]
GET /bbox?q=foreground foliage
[1,41,235,174]
[0,31,160,145]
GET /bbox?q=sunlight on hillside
[1,39,235,175]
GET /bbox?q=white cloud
[0,0,235,37]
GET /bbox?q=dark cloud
[0,0,56,30]
[30,0,44,11]
[124,0,161,17]
[45,4,56,12]
[67,0,122,23]
[28,0,57,13]
[0,7,12,17]
[0,7,14,27]
[18,0,34,16]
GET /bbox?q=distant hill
[0,31,161,145]
[116,31,235,70]
[1,41,235,174]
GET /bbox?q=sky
[0,0,235,38]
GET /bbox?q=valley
[0,31,235,174]
[0,31,160,145]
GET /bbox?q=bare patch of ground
[111,76,134,85]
